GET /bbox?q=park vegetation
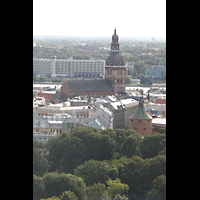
[33,127,166,200]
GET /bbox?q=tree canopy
[33,127,166,199]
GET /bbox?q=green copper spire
[129,97,152,120]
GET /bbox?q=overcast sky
[33,0,166,38]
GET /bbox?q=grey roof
[67,80,113,92]
[106,52,125,66]
[129,97,152,120]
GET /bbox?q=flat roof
[152,118,166,125]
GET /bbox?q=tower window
[118,71,119,75]
[108,70,109,74]
[121,70,122,75]
[121,79,122,83]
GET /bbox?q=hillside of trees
[33,127,166,200]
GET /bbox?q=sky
[33,0,166,38]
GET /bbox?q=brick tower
[105,29,126,95]
[129,97,152,136]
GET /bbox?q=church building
[59,29,126,100]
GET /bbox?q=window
[135,128,137,130]
[108,70,109,74]
[139,120,142,122]
[131,120,133,122]
[144,128,146,130]
[148,120,150,122]
[118,71,119,75]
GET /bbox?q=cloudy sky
[33,0,166,38]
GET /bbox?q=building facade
[33,57,105,78]
[129,97,152,136]
[59,29,125,99]
[145,66,166,80]
[33,57,56,77]
[105,29,126,94]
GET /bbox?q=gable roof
[37,92,55,100]
[153,99,166,104]
[66,79,113,92]
[129,97,152,120]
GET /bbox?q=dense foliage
[33,127,166,200]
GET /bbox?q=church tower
[105,29,126,95]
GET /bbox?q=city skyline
[33,0,166,38]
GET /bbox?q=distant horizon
[33,34,166,41]
[33,0,166,39]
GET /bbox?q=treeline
[33,127,166,200]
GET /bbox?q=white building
[33,57,56,77]
[33,57,105,78]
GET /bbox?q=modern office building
[33,57,105,78]
[33,57,56,77]
[145,66,166,80]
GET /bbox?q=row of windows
[107,70,124,75]
[35,129,62,134]
[135,128,146,130]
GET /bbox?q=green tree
[125,76,131,84]
[33,174,45,200]
[33,145,49,176]
[85,183,108,200]
[146,175,166,200]
[139,132,166,159]
[60,191,78,200]
[43,173,86,200]
[114,194,128,200]
[59,135,85,173]
[45,135,64,172]
[119,155,144,194]
[120,133,142,158]
[140,155,166,191]
[74,160,118,186]
[106,179,129,199]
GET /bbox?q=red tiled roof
[153,99,166,104]
[37,93,55,100]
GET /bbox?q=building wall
[33,127,62,135]
[33,58,105,77]
[145,66,166,80]
[33,57,56,76]
[105,67,126,94]
[129,119,152,136]
[152,124,166,132]
[124,104,138,127]
[62,90,114,99]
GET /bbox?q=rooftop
[129,97,152,120]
